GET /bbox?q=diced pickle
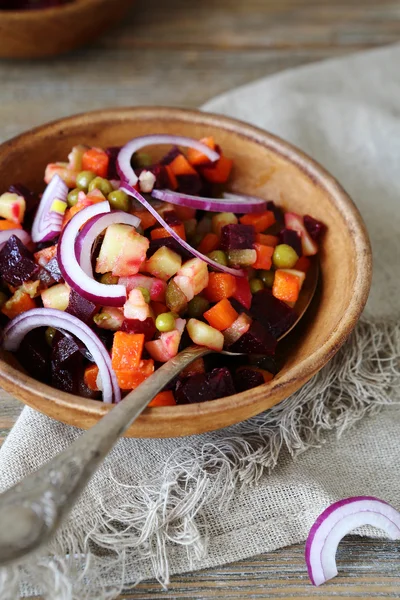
[227,249,257,267]
[166,280,188,315]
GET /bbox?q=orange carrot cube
[187,137,216,166]
[81,148,109,178]
[198,232,219,254]
[150,223,186,241]
[1,290,36,320]
[272,270,300,303]
[111,332,145,370]
[252,243,274,270]
[240,211,275,233]
[202,155,233,184]
[148,391,176,407]
[204,273,237,303]
[168,154,197,177]
[255,233,279,247]
[204,298,238,331]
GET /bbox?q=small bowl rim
[0,106,372,437]
[0,0,112,19]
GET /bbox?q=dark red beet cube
[176,174,203,196]
[228,320,277,355]
[51,331,82,368]
[43,257,64,284]
[8,183,39,229]
[160,147,181,166]
[163,211,182,226]
[220,224,255,251]
[105,146,121,180]
[0,235,39,287]
[17,328,51,383]
[250,289,297,339]
[121,317,156,341]
[175,367,236,404]
[267,200,284,224]
[279,228,302,257]
[66,289,97,325]
[234,368,264,392]
[148,237,192,260]
[304,215,326,241]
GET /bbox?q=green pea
[0,291,8,308]
[108,190,130,212]
[273,244,299,269]
[99,272,119,285]
[207,250,228,267]
[249,278,264,294]
[259,270,275,288]
[45,327,56,347]
[137,286,151,304]
[67,188,80,208]
[76,170,96,192]
[187,296,210,318]
[135,152,152,167]
[88,177,113,196]
[156,312,176,333]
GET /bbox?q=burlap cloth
[0,45,399,599]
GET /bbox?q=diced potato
[186,318,224,351]
[94,307,124,331]
[123,289,151,322]
[173,258,209,302]
[145,247,182,281]
[41,283,70,311]
[211,212,238,236]
[96,223,149,277]
[0,192,26,224]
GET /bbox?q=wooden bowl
[0,107,372,437]
[0,0,133,59]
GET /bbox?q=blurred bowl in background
[0,0,133,59]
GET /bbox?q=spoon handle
[0,345,209,567]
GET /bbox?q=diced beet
[79,378,101,400]
[51,365,80,395]
[303,215,326,241]
[38,267,55,288]
[51,331,85,394]
[92,325,114,351]
[176,174,203,196]
[163,211,182,226]
[51,331,82,368]
[8,183,39,229]
[160,147,181,166]
[0,235,39,287]
[43,256,64,284]
[279,228,302,257]
[228,320,277,355]
[105,146,121,180]
[220,224,255,251]
[250,289,297,339]
[266,200,284,224]
[147,237,192,260]
[175,367,236,404]
[148,164,170,189]
[234,368,264,392]
[248,354,279,375]
[121,317,156,341]
[16,328,51,383]
[66,289,97,325]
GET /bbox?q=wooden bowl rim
[0,106,372,434]
[0,0,113,20]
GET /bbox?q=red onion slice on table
[117,134,220,186]
[2,308,120,404]
[0,229,31,251]
[305,496,400,586]
[58,201,128,306]
[120,183,246,277]
[31,174,68,243]
[75,211,141,277]
[151,189,267,214]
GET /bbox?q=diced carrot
[202,155,233,184]
[148,390,176,407]
[204,298,238,331]
[253,243,274,270]
[294,256,311,272]
[187,137,216,166]
[132,209,157,230]
[240,211,276,233]
[84,364,99,391]
[63,191,105,227]
[255,233,279,247]
[151,301,168,317]
[237,365,274,383]
[0,219,22,231]
[198,232,219,254]
[165,165,178,190]
[180,357,206,378]
[111,331,145,370]
[204,273,237,303]
[81,147,109,178]
[34,244,58,266]
[168,154,197,177]
[150,224,186,241]
[173,205,196,221]
[1,290,36,320]
[272,270,300,303]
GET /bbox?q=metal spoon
[0,261,318,566]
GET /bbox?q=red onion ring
[58,202,128,306]
[117,134,220,186]
[31,174,68,243]
[151,189,266,214]
[2,308,120,404]
[305,496,400,586]
[0,229,31,252]
[75,211,141,277]
[120,183,246,278]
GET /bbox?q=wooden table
[1,0,399,597]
